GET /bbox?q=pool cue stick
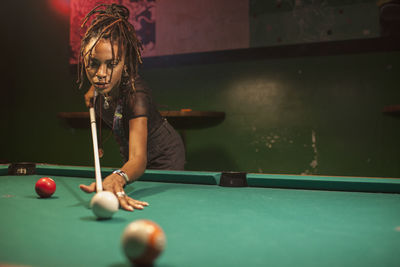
[89,91,103,192]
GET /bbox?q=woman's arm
[80,117,149,211]
[119,116,148,182]
[84,85,95,107]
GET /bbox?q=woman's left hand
[79,174,149,211]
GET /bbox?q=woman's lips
[95,83,108,89]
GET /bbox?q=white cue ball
[121,219,166,265]
[90,191,119,219]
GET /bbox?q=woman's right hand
[79,173,149,211]
[84,85,95,107]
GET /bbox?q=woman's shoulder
[122,74,153,113]
[134,74,151,94]
[120,74,151,100]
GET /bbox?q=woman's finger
[126,197,149,209]
[117,194,134,211]
[79,182,96,193]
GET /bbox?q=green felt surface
[0,171,400,267]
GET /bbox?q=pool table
[0,163,399,267]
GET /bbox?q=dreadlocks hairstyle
[77,3,143,92]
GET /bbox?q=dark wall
[143,50,400,177]
[2,0,91,165]
[2,1,400,178]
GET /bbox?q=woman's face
[84,38,125,95]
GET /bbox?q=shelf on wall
[58,110,226,130]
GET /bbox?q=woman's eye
[88,61,99,68]
[108,61,119,67]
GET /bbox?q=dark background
[2,0,400,177]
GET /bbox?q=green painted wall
[143,52,400,177]
[250,0,381,47]
[2,0,399,178]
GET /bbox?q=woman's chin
[95,87,110,94]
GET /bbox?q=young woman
[78,4,185,211]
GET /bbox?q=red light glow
[49,0,70,17]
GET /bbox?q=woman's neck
[102,86,119,102]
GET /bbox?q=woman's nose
[96,64,107,80]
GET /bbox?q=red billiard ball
[35,177,56,198]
